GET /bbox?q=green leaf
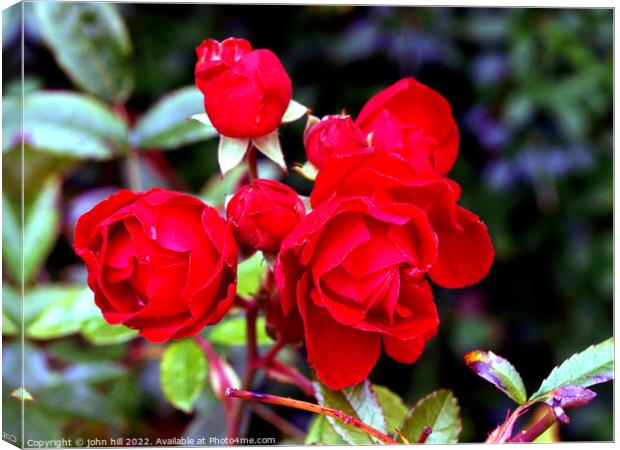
[305,415,346,444]
[33,2,133,102]
[530,337,614,401]
[63,361,127,384]
[281,100,308,123]
[207,316,272,346]
[26,285,99,339]
[400,389,461,444]
[374,385,408,433]
[2,194,21,283]
[237,252,266,299]
[2,178,61,285]
[252,131,286,172]
[81,316,138,345]
[131,86,218,150]
[313,380,387,444]
[3,312,18,336]
[464,350,527,404]
[160,339,208,413]
[218,136,248,177]
[23,176,62,285]
[4,92,128,159]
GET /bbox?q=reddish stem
[416,426,432,443]
[247,146,258,181]
[226,388,398,445]
[226,300,259,440]
[509,406,557,443]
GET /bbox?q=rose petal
[429,206,495,288]
[299,295,381,390]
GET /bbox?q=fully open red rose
[303,114,368,169]
[74,189,238,342]
[311,150,494,288]
[195,37,292,138]
[275,195,440,389]
[356,77,459,175]
[226,179,306,254]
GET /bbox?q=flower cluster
[74,37,493,391]
[277,78,494,389]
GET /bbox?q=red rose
[226,179,306,254]
[311,150,494,288]
[303,114,368,169]
[73,189,238,342]
[356,77,459,176]
[195,37,292,138]
[275,195,440,389]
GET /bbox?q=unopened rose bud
[303,114,367,169]
[226,179,305,254]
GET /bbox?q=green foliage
[131,86,218,150]
[33,2,133,102]
[530,337,614,401]
[25,285,99,339]
[374,385,408,432]
[400,389,461,444]
[80,316,138,345]
[2,193,21,283]
[305,415,346,445]
[236,251,267,299]
[3,92,128,159]
[160,339,208,413]
[23,176,62,285]
[207,316,272,346]
[313,380,387,444]
[464,350,527,404]
[3,312,18,336]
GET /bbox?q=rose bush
[275,195,441,389]
[74,189,238,342]
[226,179,306,254]
[195,37,292,138]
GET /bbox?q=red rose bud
[226,179,305,254]
[276,195,440,390]
[195,37,292,138]
[356,77,459,176]
[73,189,238,342]
[303,114,368,169]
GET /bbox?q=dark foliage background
[2,3,613,444]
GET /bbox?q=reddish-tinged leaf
[464,350,527,404]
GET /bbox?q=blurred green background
[2,3,613,444]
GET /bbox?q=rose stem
[266,359,314,397]
[247,403,306,439]
[193,336,234,425]
[226,388,399,445]
[114,103,142,191]
[416,426,432,443]
[226,300,260,439]
[247,145,258,181]
[509,406,557,443]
